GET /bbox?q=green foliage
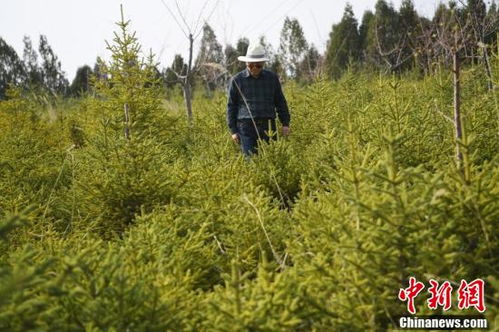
[38,35,69,94]
[326,4,361,79]
[0,13,498,330]
[279,17,309,79]
[0,37,26,99]
[69,65,93,97]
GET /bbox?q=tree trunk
[481,45,494,91]
[453,50,463,170]
[124,103,130,140]
[183,82,192,122]
[184,33,194,124]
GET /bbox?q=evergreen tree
[0,37,26,99]
[365,0,403,71]
[465,0,487,24]
[433,3,453,26]
[164,54,185,89]
[298,44,321,83]
[196,24,223,65]
[325,4,360,79]
[259,36,284,78]
[93,57,103,81]
[38,35,68,94]
[464,0,487,62]
[196,24,224,93]
[359,10,374,62]
[22,36,43,88]
[485,0,498,45]
[279,17,308,79]
[223,44,239,75]
[235,37,249,72]
[398,0,420,71]
[69,65,93,96]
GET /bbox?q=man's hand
[231,133,240,144]
[282,126,290,137]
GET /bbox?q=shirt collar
[243,68,265,78]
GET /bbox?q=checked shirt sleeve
[274,75,290,126]
[226,77,240,134]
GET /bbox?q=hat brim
[237,56,269,62]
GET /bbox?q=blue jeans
[237,118,277,156]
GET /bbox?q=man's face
[247,62,265,77]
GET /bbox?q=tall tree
[160,0,220,123]
[359,10,374,62]
[365,0,406,71]
[0,37,26,99]
[398,0,420,71]
[38,35,68,94]
[69,65,92,96]
[196,23,223,65]
[164,54,185,89]
[325,4,360,79]
[235,37,249,72]
[22,36,43,88]
[224,44,238,75]
[256,36,283,78]
[196,23,224,95]
[485,0,498,45]
[298,44,321,82]
[279,17,308,79]
[464,0,487,64]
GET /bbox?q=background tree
[298,44,321,83]
[235,37,250,72]
[69,65,93,97]
[464,0,497,90]
[195,23,225,96]
[359,10,374,62]
[22,36,43,88]
[461,0,486,64]
[325,4,361,79]
[92,56,108,82]
[366,0,405,72]
[196,24,223,66]
[279,17,308,80]
[160,0,219,123]
[38,35,68,94]
[257,36,282,77]
[398,0,420,71]
[223,44,238,75]
[164,54,185,90]
[0,37,26,99]
[485,1,498,45]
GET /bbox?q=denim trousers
[237,118,277,156]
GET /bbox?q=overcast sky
[0,0,443,80]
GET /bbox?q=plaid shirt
[226,69,290,134]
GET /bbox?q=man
[226,42,290,156]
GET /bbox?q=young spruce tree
[77,5,176,237]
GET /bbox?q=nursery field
[1,41,499,330]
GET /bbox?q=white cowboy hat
[237,43,269,62]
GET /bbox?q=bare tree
[430,5,474,176]
[373,23,414,72]
[462,0,498,91]
[160,0,219,124]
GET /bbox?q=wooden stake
[124,103,130,140]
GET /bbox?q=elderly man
[226,42,290,156]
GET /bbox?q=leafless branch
[174,0,192,34]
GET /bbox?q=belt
[238,118,274,124]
